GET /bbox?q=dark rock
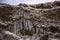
[0,1,60,40]
[53,1,60,6]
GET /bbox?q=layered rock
[0,1,60,40]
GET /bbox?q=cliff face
[0,1,60,40]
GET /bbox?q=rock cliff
[0,1,60,40]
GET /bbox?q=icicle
[27,20,33,31]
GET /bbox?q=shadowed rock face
[53,1,60,6]
[0,1,60,40]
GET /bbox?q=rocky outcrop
[0,1,60,40]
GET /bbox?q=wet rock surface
[0,1,60,40]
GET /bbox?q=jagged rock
[53,1,60,6]
[0,1,60,40]
[0,31,21,40]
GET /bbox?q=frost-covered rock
[0,1,60,40]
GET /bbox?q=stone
[0,1,60,40]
